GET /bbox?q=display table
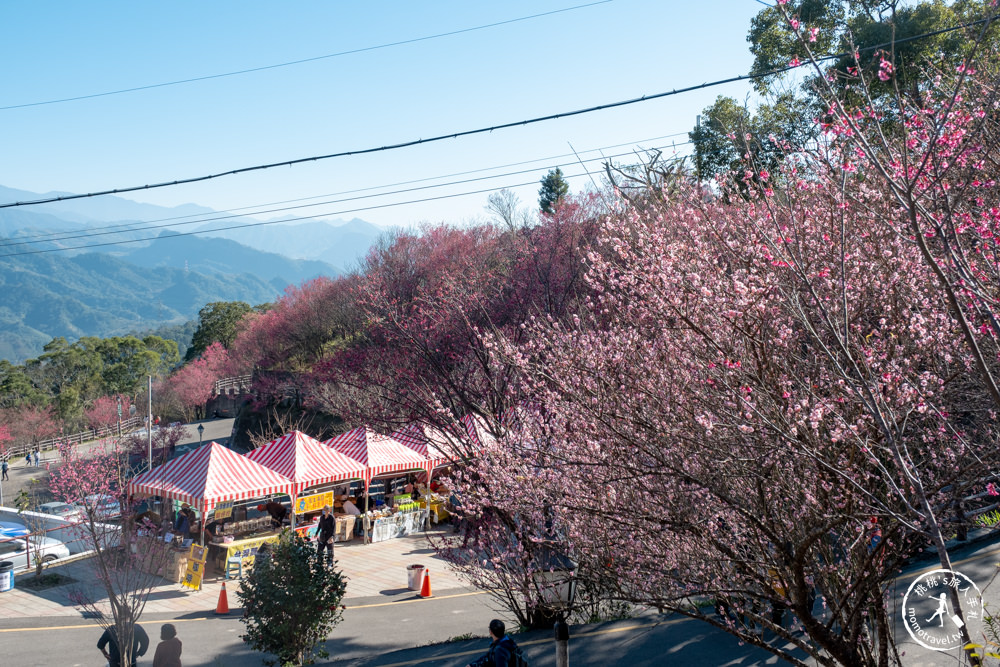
[418,499,449,523]
[136,538,189,583]
[364,509,428,543]
[208,532,280,573]
[293,514,356,543]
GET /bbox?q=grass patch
[444,633,478,643]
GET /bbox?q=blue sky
[0,1,766,229]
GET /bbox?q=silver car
[37,502,83,521]
[0,535,71,571]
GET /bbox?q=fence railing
[4,415,146,460]
[213,375,252,396]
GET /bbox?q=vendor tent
[246,430,366,495]
[390,421,458,477]
[461,413,497,451]
[323,427,429,486]
[127,441,295,514]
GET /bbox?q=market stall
[391,421,460,527]
[127,442,295,582]
[246,430,367,534]
[324,427,431,543]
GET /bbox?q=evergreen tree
[538,167,570,215]
[238,533,347,666]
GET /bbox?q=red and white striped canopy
[323,426,429,486]
[127,442,295,513]
[246,430,366,495]
[461,413,497,451]
[390,421,457,475]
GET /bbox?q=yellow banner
[189,544,207,563]
[295,491,333,514]
[225,534,281,569]
[181,558,205,590]
[214,500,234,520]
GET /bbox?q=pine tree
[538,167,570,214]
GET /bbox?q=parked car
[0,520,29,538]
[74,494,122,519]
[0,535,71,571]
[37,502,83,521]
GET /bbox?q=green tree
[538,167,570,215]
[238,534,347,666]
[186,301,253,361]
[690,93,813,187]
[748,0,997,103]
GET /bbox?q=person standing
[152,623,182,667]
[467,619,524,667]
[1,458,8,481]
[316,505,335,565]
[32,449,39,467]
[97,623,150,667]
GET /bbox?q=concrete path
[1,525,471,619]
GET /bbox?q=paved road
[0,419,235,505]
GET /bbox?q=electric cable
[0,14,988,211]
[0,1,615,111]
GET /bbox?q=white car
[0,535,71,571]
[37,502,83,521]
[74,494,122,519]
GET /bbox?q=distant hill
[0,246,281,363]
[122,231,340,286]
[0,186,386,363]
[196,217,386,271]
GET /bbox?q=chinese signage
[226,534,281,570]
[295,491,333,514]
[181,544,208,591]
[214,500,234,520]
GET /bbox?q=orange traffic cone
[419,568,432,598]
[216,582,230,614]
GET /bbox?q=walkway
[1,524,470,620]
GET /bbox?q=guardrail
[4,415,146,460]
[213,375,252,395]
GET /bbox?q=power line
[0,131,689,246]
[2,15,988,212]
[0,168,620,258]
[0,1,615,111]
[0,142,689,251]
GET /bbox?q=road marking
[375,618,684,667]
[0,590,490,633]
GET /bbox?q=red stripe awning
[246,430,366,495]
[323,426,430,486]
[127,441,295,513]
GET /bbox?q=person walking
[316,505,335,565]
[32,449,39,467]
[97,623,150,667]
[24,452,31,467]
[152,623,182,667]
[1,458,8,481]
[468,619,525,667]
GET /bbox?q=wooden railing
[213,375,252,395]
[5,415,146,459]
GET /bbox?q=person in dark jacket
[468,619,522,667]
[97,623,150,667]
[258,501,288,529]
[316,505,335,565]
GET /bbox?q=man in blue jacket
[468,619,524,667]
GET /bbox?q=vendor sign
[181,544,207,591]
[214,500,234,520]
[295,491,333,514]
[226,533,281,569]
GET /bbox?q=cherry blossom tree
[48,440,171,667]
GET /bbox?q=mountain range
[0,186,387,363]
